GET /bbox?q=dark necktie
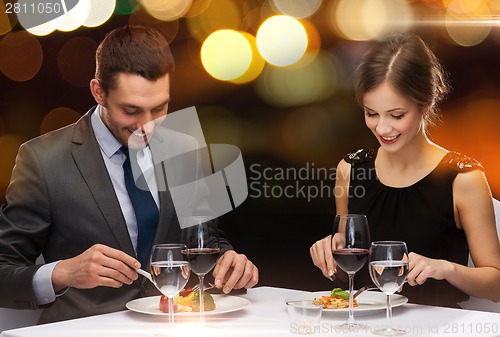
[121,146,159,269]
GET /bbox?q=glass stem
[386,294,392,332]
[347,272,355,324]
[168,296,174,324]
[198,274,205,322]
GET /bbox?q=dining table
[1,286,499,337]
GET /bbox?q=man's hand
[212,250,258,294]
[52,244,140,292]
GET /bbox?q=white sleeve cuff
[32,260,66,305]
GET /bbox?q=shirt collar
[91,105,123,158]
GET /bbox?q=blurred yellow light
[0,31,43,81]
[294,20,321,67]
[489,0,500,12]
[332,0,387,41]
[17,3,60,36]
[83,0,116,27]
[25,21,58,36]
[269,0,323,19]
[446,0,491,46]
[230,33,265,84]
[255,51,337,107]
[256,15,308,67]
[41,107,81,135]
[187,0,241,43]
[56,0,91,32]
[201,30,253,81]
[446,0,488,15]
[446,18,491,46]
[383,0,414,35]
[141,0,192,21]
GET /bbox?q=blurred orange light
[0,31,43,82]
[0,1,13,36]
[41,107,81,135]
[293,20,321,67]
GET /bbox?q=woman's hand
[310,233,345,280]
[407,252,454,286]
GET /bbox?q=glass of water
[369,241,409,336]
[150,244,191,323]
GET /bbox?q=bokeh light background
[1,0,500,290]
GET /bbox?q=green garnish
[331,288,350,300]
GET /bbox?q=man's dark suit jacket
[0,107,232,323]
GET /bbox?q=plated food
[159,288,216,313]
[126,294,250,316]
[286,290,408,316]
[313,288,357,309]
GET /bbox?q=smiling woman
[310,33,500,309]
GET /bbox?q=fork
[191,282,215,292]
[353,286,378,299]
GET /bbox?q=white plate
[286,291,408,316]
[126,295,250,316]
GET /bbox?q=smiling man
[0,25,258,324]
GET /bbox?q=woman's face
[362,81,425,153]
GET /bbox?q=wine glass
[181,216,221,322]
[332,214,371,330]
[150,244,191,323]
[369,241,409,336]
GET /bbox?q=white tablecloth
[1,287,499,337]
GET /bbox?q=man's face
[93,72,170,149]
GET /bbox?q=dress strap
[441,151,483,172]
[344,148,376,164]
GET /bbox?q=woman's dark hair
[95,25,175,93]
[354,33,450,127]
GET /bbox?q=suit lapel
[71,108,136,256]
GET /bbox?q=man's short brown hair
[95,25,175,93]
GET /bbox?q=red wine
[332,248,369,273]
[182,248,220,275]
